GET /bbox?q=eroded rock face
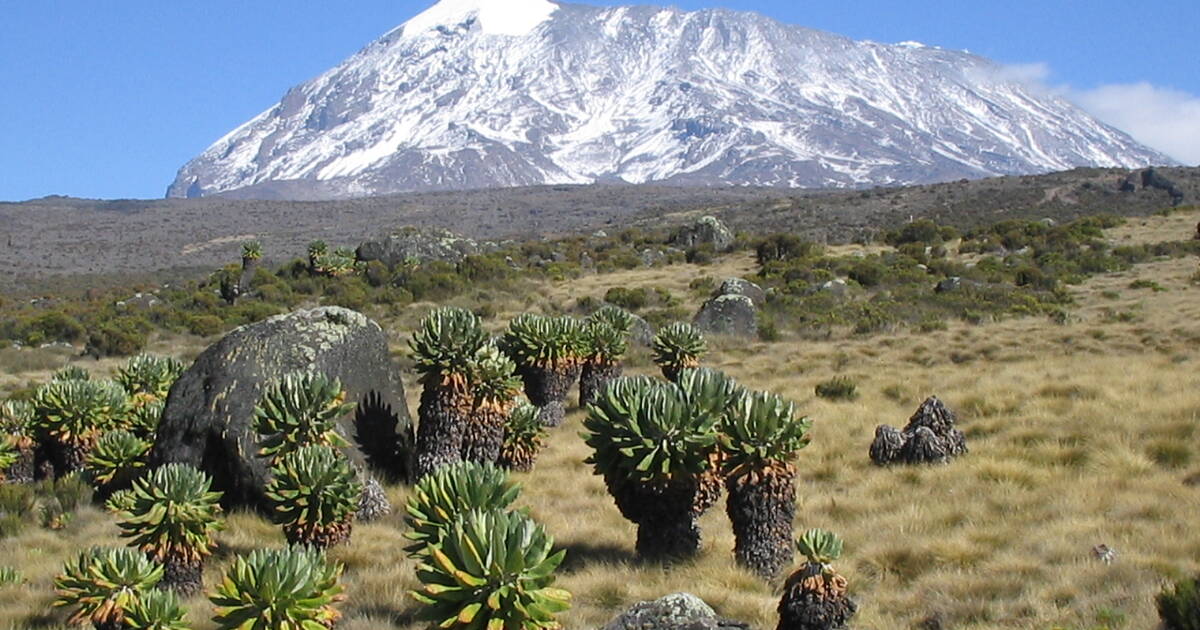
[603,592,747,630]
[671,216,734,252]
[357,226,493,267]
[870,396,967,465]
[149,307,412,509]
[694,294,757,338]
[716,277,767,308]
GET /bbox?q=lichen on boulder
[148,307,412,509]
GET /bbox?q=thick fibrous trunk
[579,361,622,408]
[45,437,92,479]
[414,384,467,479]
[239,257,259,294]
[284,520,352,550]
[776,568,856,630]
[607,475,703,561]
[520,363,581,427]
[5,444,35,483]
[727,470,796,579]
[461,406,507,464]
[160,558,204,597]
[659,358,699,384]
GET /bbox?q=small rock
[603,593,746,630]
[818,279,849,297]
[935,277,962,293]
[357,226,488,267]
[670,216,734,252]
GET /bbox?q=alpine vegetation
[583,375,722,560]
[497,400,547,472]
[463,344,523,464]
[253,371,355,464]
[500,314,587,427]
[114,463,224,595]
[33,379,129,477]
[721,390,812,579]
[579,305,635,407]
[870,395,968,465]
[652,322,708,382]
[403,460,520,558]
[265,444,363,549]
[777,529,856,630]
[53,546,164,630]
[409,307,489,478]
[209,546,346,630]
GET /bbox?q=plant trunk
[461,405,507,464]
[239,257,259,294]
[776,566,856,630]
[160,557,204,597]
[579,360,622,408]
[727,468,796,579]
[5,444,35,483]
[660,358,700,383]
[284,519,352,550]
[607,475,703,561]
[520,363,581,427]
[49,436,93,479]
[414,384,467,479]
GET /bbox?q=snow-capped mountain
[167,0,1174,200]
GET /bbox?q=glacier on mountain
[168,0,1174,199]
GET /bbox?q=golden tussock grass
[2,209,1199,629]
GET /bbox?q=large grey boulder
[715,277,766,308]
[602,593,747,630]
[357,226,492,267]
[149,307,412,509]
[693,294,757,338]
[671,216,735,252]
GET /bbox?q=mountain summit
[168,0,1173,200]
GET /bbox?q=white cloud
[997,62,1200,165]
[1070,82,1200,165]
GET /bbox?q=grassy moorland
[1,207,1199,629]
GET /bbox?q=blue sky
[1,0,1197,201]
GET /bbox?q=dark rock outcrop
[357,226,493,267]
[671,216,735,252]
[693,294,757,338]
[149,307,412,509]
[870,396,967,465]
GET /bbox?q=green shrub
[1158,573,1200,630]
[605,287,650,311]
[186,315,224,337]
[815,376,859,401]
[86,317,152,357]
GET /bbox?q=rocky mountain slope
[168,0,1173,200]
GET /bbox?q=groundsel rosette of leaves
[588,305,635,336]
[209,546,345,630]
[498,401,546,472]
[0,435,20,480]
[265,444,363,549]
[33,378,129,474]
[651,322,708,381]
[241,240,262,260]
[777,528,856,630]
[404,460,521,557]
[116,354,185,400]
[83,429,150,494]
[115,463,224,594]
[463,344,523,463]
[53,546,163,630]
[500,314,586,369]
[254,371,354,462]
[52,365,92,382]
[412,508,570,630]
[721,389,812,579]
[124,588,189,630]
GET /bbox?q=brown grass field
[1,209,1199,629]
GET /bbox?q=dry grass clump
[2,209,1199,629]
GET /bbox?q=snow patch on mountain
[167,1,1175,200]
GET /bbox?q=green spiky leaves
[469,345,522,409]
[53,546,163,628]
[721,390,811,481]
[797,528,844,567]
[84,429,150,490]
[241,241,263,260]
[116,463,224,567]
[583,376,720,485]
[116,354,185,400]
[412,509,571,630]
[588,305,635,335]
[125,588,189,630]
[410,307,490,388]
[0,435,18,476]
[265,445,362,549]
[33,379,129,445]
[209,546,345,630]
[0,399,34,435]
[499,401,546,472]
[253,372,353,462]
[651,323,707,379]
[582,321,628,364]
[404,460,521,558]
[500,314,586,369]
[53,365,91,382]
